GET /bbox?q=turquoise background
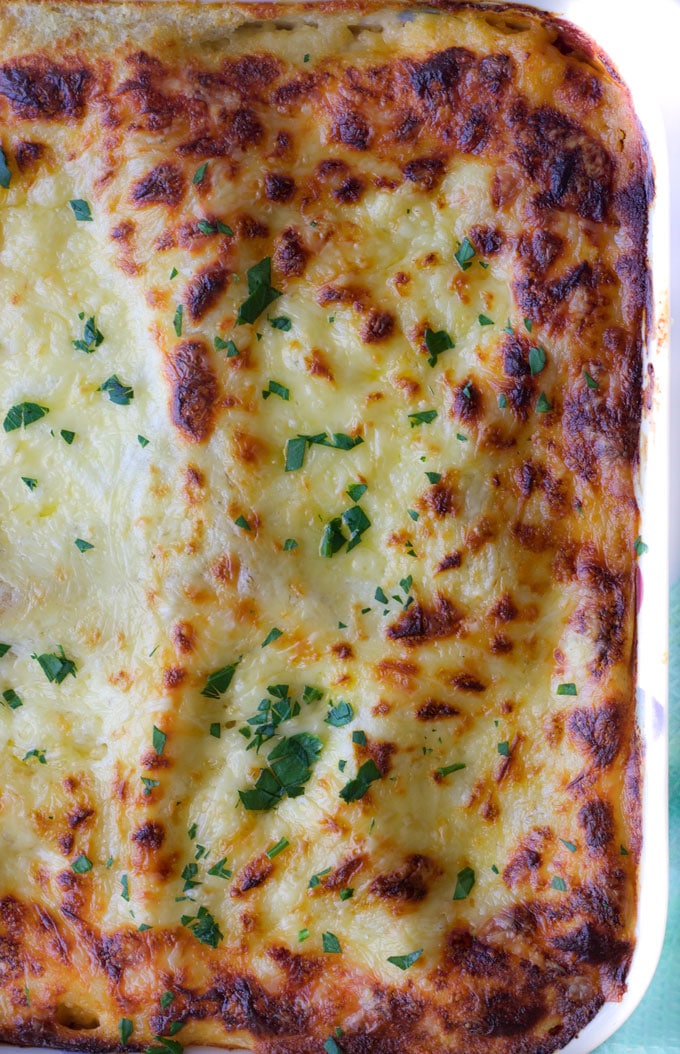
[598,581,679,1052]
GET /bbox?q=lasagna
[0,2,652,1053]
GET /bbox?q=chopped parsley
[535,392,552,414]
[339,888,353,901]
[453,866,475,900]
[2,689,22,710]
[262,380,290,401]
[320,505,371,557]
[74,538,94,552]
[347,483,367,502]
[407,509,419,521]
[320,520,344,559]
[121,874,130,901]
[556,683,577,696]
[234,515,251,531]
[4,402,49,432]
[200,661,239,699]
[21,477,37,490]
[160,993,175,1010]
[408,409,437,428]
[237,257,282,325]
[69,199,93,222]
[560,839,577,853]
[197,219,233,236]
[454,237,475,271]
[498,394,508,409]
[285,431,363,472]
[266,837,289,859]
[239,732,323,811]
[180,906,223,948]
[524,317,533,333]
[497,740,510,757]
[425,471,441,483]
[0,644,9,657]
[32,646,77,684]
[72,316,104,354]
[309,867,331,888]
[207,858,232,879]
[138,435,150,447]
[326,700,354,727]
[119,1019,134,1047]
[436,762,466,778]
[61,429,75,444]
[352,730,367,746]
[22,749,46,764]
[585,370,600,390]
[170,268,178,280]
[146,1038,183,1054]
[634,536,648,556]
[209,722,221,738]
[283,538,298,551]
[478,314,494,326]
[193,163,208,184]
[322,931,342,954]
[71,854,92,874]
[153,725,167,755]
[375,587,389,604]
[551,876,567,892]
[261,627,282,648]
[101,376,134,405]
[173,304,183,337]
[387,949,423,970]
[529,345,547,376]
[141,777,159,796]
[270,316,292,331]
[298,928,310,942]
[339,758,382,803]
[0,146,11,189]
[424,328,454,367]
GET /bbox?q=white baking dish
[2,3,669,1054]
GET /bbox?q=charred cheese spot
[131,163,186,207]
[166,341,219,442]
[184,264,229,323]
[0,60,92,119]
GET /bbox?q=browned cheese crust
[0,3,651,1053]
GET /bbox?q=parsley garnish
[585,370,599,390]
[69,199,93,222]
[339,758,382,802]
[298,928,310,942]
[387,949,423,970]
[209,722,221,738]
[262,380,290,401]
[283,538,298,551]
[424,328,454,367]
[3,402,49,432]
[153,725,166,755]
[560,839,577,852]
[173,304,183,337]
[21,477,37,490]
[497,740,510,757]
[146,1037,183,1054]
[237,258,282,325]
[478,314,494,326]
[551,876,567,892]
[261,627,282,647]
[375,587,389,604]
[193,163,208,184]
[61,429,75,444]
[556,683,577,696]
[0,644,9,657]
[234,515,251,531]
[326,700,354,727]
[239,732,322,810]
[529,346,547,376]
[121,874,130,901]
[455,237,475,271]
[2,689,22,710]
[72,316,104,354]
[197,219,233,236]
[207,858,232,879]
[436,762,466,778]
[407,509,419,521]
[71,854,92,874]
[180,906,223,948]
[453,866,475,900]
[339,888,353,901]
[284,431,363,472]
[347,483,367,502]
[160,993,175,1010]
[101,376,134,405]
[425,471,441,483]
[0,146,11,189]
[200,661,239,699]
[74,538,94,552]
[524,317,533,333]
[141,777,159,796]
[270,316,292,331]
[408,409,437,427]
[498,394,508,409]
[322,931,342,954]
[138,435,150,447]
[352,730,367,746]
[22,749,46,764]
[266,837,289,859]
[536,392,552,413]
[634,536,648,556]
[320,505,371,557]
[32,646,77,683]
[170,268,178,280]
[119,1019,133,1047]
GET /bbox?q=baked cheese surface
[0,3,651,1053]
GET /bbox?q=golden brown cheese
[0,3,652,1053]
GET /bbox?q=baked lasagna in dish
[0,2,652,1052]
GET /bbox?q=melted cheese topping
[0,4,650,1053]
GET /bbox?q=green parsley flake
[497,740,510,757]
[424,327,454,367]
[200,661,239,699]
[193,163,208,184]
[634,536,648,556]
[529,345,547,376]
[535,392,552,414]
[453,866,475,900]
[207,858,232,879]
[347,483,367,502]
[69,199,93,222]
[32,646,77,684]
[160,993,175,1010]
[234,515,251,531]
[71,854,92,874]
[478,314,494,326]
[3,402,49,432]
[298,928,310,942]
[239,731,322,811]
[152,725,167,755]
[283,538,298,551]
[339,888,354,901]
[326,700,354,727]
[387,949,423,970]
[262,380,290,401]
[0,146,11,189]
[173,304,183,337]
[209,722,221,739]
[339,758,382,803]
[270,316,292,331]
[560,839,577,853]
[498,394,508,409]
[352,730,367,746]
[141,777,159,796]
[119,1019,134,1047]
[407,509,419,521]
[22,749,46,764]
[2,689,22,710]
[169,268,178,280]
[408,409,437,428]
[72,316,104,354]
[556,683,577,696]
[61,429,76,444]
[237,257,282,325]
[121,874,130,901]
[551,876,567,892]
[137,435,150,447]
[425,471,441,483]
[101,376,134,405]
[0,644,9,657]
[455,237,475,271]
[584,370,600,390]
[180,906,223,948]
[261,627,282,648]
[21,477,37,491]
[74,538,94,552]
[524,317,533,333]
[436,762,466,778]
[322,931,342,954]
[266,837,289,859]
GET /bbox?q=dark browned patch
[163,666,185,689]
[305,349,334,381]
[503,846,542,888]
[416,699,459,720]
[331,107,371,150]
[512,521,551,553]
[386,595,462,647]
[267,945,320,984]
[578,799,614,850]
[0,61,92,120]
[166,340,218,443]
[172,621,196,654]
[491,634,513,654]
[402,157,445,190]
[185,264,228,322]
[274,226,308,279]
[448,672,486,693]
[550,922,632,970]
[111,220,135,242]
[452,381,481,423]
[264,172,295,202]
[131,163,186,207]
[370,854,440,902]
[518,228,564,273]
[567,701,623,768]
[14,140,44,170]
[361,310,395,344]
[469,225,504,255]
[231,855,273,897]
[67,808,94,830]
[367,740,397,776]
[374,658,419,688]
[237,214,269,240]
[323,854,366,891]
[331,643,353,660]
[132,822,165,850]
[57,833,74,855]
[489,593,518,623]
[423,482,456,518]
[436,551,462,573]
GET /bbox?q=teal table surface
[596,581,680,1052]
